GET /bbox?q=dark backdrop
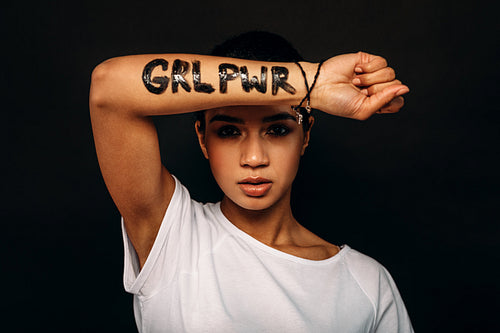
[2,0,498,332]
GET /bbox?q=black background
[2,0,498,332]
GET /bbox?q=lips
[238,177,272,197]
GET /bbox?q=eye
[267,124,290,137]
[217,125,241,138]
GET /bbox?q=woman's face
[196,105,313,211]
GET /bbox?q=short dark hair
[196,31,312,132]
[211,31,304,62]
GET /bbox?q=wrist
[299,61,320,83]
[293,61,323,110]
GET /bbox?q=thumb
[356,85,409,119]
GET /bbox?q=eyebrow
[262,113,297,123]
[209,114,245,124]
[209,112,296,124]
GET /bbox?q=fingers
[351,52,408,119]
[353,67,396,86]
[377,96,405,114]
[354,84,409,120]
[354,53,388,73]
[360,80,402,96]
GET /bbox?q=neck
[220,191,298,246]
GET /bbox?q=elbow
[89,59,115,112]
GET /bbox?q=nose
[240,134,269,168]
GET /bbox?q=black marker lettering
[240,66,267,93]
[271,66,296,95]
[192,60,215,94]
[219,63,240,93]
[171,59,191,93]
[142,59,169,94]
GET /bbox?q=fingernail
[352,78,361,85]
[355,67,363,73]
[360,88,368,95]
[396,87,409,96]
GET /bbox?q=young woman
[90,32,413,332]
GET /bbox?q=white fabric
[121,176,414,333]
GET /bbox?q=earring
[295,109,303,125]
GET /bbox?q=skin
[195,106,338,259]
[89,52,409,268]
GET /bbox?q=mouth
[238,177,273,197]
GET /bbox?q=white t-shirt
[122,176,414,333]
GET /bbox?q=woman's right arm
[89,53,408,268]
[89,54,312,268]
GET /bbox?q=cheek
[270,139,303,175]
[205,140,235,178]
[277,149,301,173]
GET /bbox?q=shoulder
[342,247,385,277]
[341,247,398,301]
[168,175,213,213]
[341,247,415,332]
[164,175,221,225]
[122,175,222,295]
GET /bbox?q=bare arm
[90,54,310,116]
[89,52,408,267]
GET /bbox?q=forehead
[205,105,296,124]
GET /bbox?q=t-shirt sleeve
[345,250,414,333]
[121,175,196,297]
[372,266,414,333]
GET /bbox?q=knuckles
[386,67,396,80]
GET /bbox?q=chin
[227,191,285,212]
[237,198,274,212]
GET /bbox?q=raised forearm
[89,54,314,116]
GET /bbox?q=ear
[300,116,314,156]
[195,120,209,159]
